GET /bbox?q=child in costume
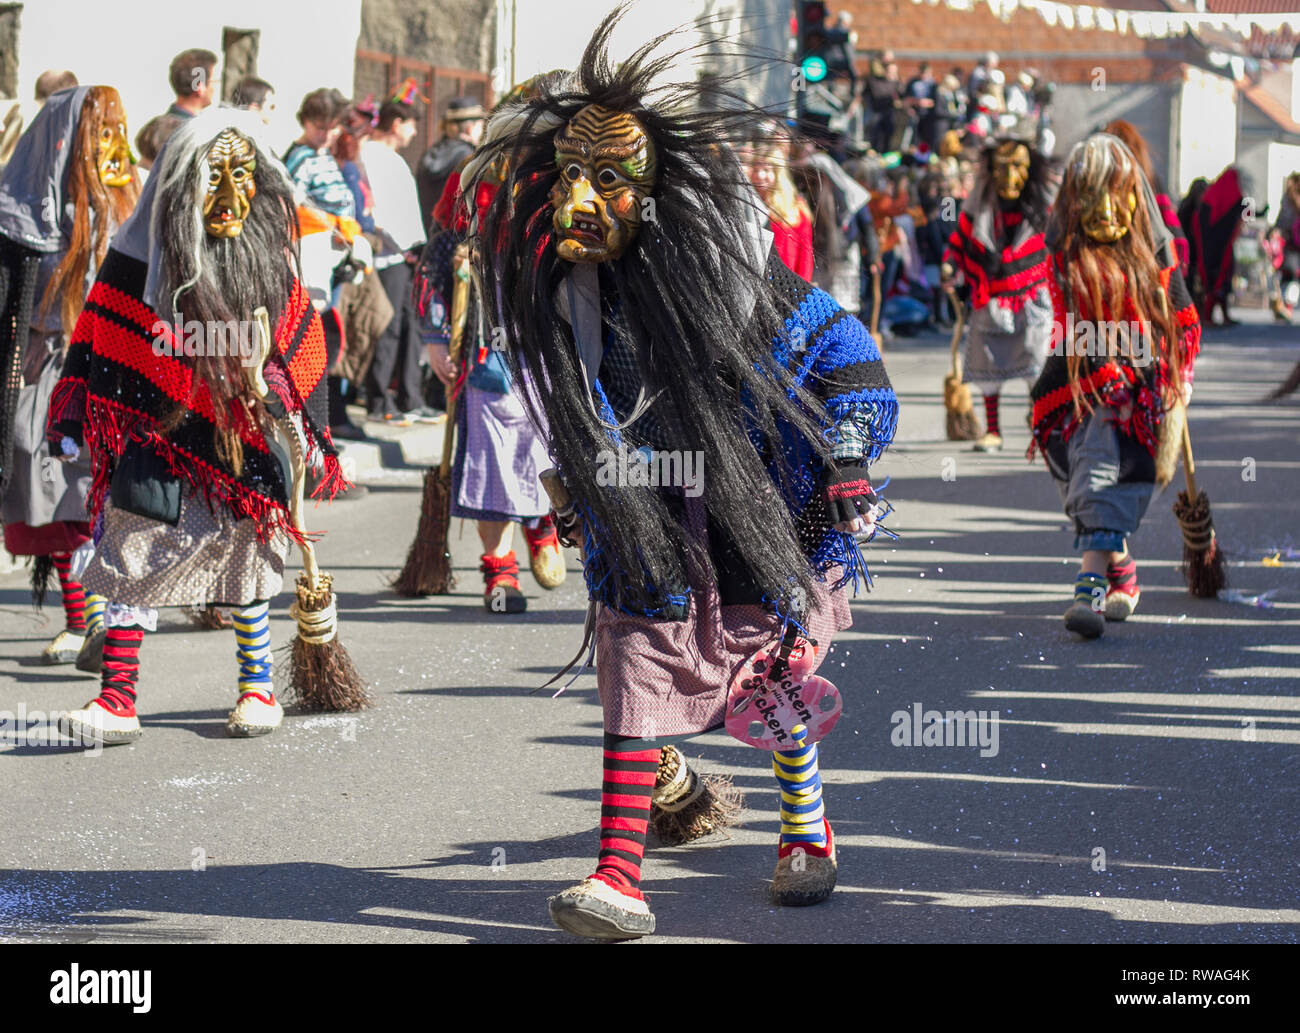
[466,19,896,939]
[0,86,139,666]
[942,123,1055,452]
[416,150,565,613]
[1029,133,1200,639]
[47,110,345,744]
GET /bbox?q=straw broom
[250,308,371,711]
[943,287,979,440]
[1171,420,1227,598]
[391,242,471,596]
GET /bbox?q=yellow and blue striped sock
[773,725,827,849]
[84,594,106,636]
[232,601,272,698]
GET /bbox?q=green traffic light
[801,55,827,83]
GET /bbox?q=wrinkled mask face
[203,129,258,238]
[549,104,657,263]
[992,141,1030,201]
[97,119,133,188]
[1082,187,1138,243]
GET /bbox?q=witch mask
[96,119,133,188]
[203,129,258,239]
[992,140,1030,202]
[1081,188,1138,243]
[550,104,656,263]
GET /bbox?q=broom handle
[249,307,319,588]
[439,242,472,484]
[287,413,319,587]
[946,287,964,379]
[1181,419,1197,499]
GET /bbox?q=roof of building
[1238,77,1300,134]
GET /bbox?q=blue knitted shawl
[577,258,897,620]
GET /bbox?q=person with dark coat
[414,98,485,230]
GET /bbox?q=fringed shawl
[576,256,897,619]
[47,248,345,546]
[945,208,1051,312]
[1029,254,1201,461]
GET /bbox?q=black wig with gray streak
[152,120,298,472]
[473,11,832,608]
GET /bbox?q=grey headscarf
[0,85,92,252]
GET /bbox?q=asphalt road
[2,311,1297,944]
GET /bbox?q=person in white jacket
[359,100,432,423]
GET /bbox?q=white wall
[14,0,363,155]
[1268,141,1300,221]
[1175,65,1238,198]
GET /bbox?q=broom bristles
[392,466,455,596]
[649,773,744,846]
[285,572,371,711]
[648,745,744,846]
[286,634,371,711]
[944,373,980,440]
[184,605,232,629]
[1173,488,1228,599]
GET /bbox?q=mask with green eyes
[549,104,657,263]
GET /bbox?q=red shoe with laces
[481,551,527,613]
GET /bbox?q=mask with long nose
[97,120,133,188]
[1082,188,1137,243]
[203,129,258,239]
[992,140,1030,202]
[549,104,657,263]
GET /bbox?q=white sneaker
[226,691,284,737]
[41,629,85,665]
[59,698,143,746]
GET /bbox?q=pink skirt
[594,497,852,739]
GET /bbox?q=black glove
[823,462,878,525]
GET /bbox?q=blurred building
[839,0,1300,204]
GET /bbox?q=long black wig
[470,10,835,607]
